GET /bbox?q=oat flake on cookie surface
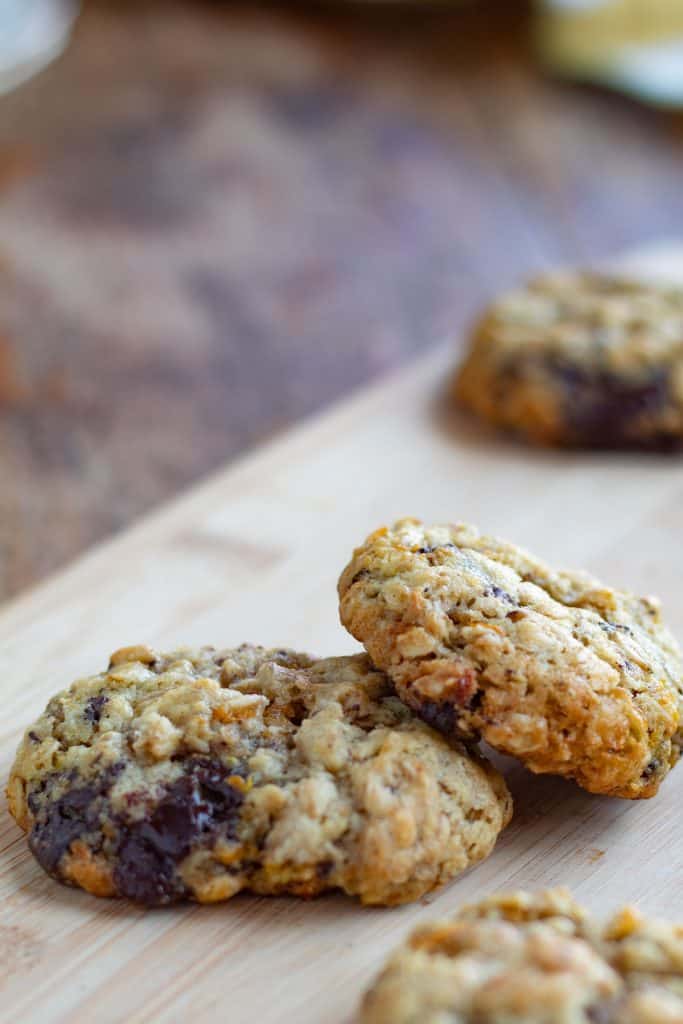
[339,518,683,798]
[8,644,511,906]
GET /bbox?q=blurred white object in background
[539,0,683,107]
[0,0,78,96]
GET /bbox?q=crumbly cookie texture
[361,889,683,1024]
[455,272,683,449]
[338,519,683,798]
[602,906,683,1023]
[8,644,511,907]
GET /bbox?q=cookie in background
[455,272,683,450]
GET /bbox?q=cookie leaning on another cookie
[8,644,512,907]
[338,519,683,798]
[455,271,683,449]
[360,888,683,1024]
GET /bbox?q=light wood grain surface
[2,243,683,1022]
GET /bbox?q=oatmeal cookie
[455,272,683,449]
[338,519,683,798]
[361,889,616,1024]
[601,905,683,1022]
[7,644,511,906]
[361,889,683,1024]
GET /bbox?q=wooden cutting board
[3,242,683,1023]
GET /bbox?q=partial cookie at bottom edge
[361,888,683,1024]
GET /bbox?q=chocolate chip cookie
[361,889,683,1024]
[455,272,683,449]
[8,644,512,906]
[338,519,683,798]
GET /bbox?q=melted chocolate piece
[641,758,661,781]
[83,695,108,724]
[27,758,245,906]
[315,860,334,880]
[28,765,122,876]
[417,543,456,557]
[585,1002,616,1023]
[113,757,245,906]
[418,700,458,737]
[555,362,677,450]
[484,585,514,604]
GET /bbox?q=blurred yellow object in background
[538,0,683,106]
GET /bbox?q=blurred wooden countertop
[1,0,683,600]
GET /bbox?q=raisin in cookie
[455,272,683,449]
[361,889,683,1024]
[338,519,683,798]
[7,644,511,906]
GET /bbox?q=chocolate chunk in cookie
[8,644,512,906]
